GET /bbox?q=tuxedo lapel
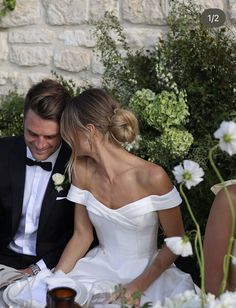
[38,142,71,231]
[10,137,27,233]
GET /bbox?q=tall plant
[0,91,24,137]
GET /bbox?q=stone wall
[0,0,235,95]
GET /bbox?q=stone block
[91,54,104,74]
[8,29,55,44]
[125,28,166,48]
[0,0,40,28]
[9,46,53,66]
[42,0,88,25]
[58,29,95,47]
[0,72,8,85]
[89,0,119,20]
[0,32,9,60]
[123,0,166,25]
[54,49,91,72]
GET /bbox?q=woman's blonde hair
[61,88,139,177]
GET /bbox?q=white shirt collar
[26,144,62,169]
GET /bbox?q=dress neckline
[88,190,153,211]
[71,184,176,211]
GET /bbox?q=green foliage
[94,10,193,168]
[158,0,236,228]
[130,89,189,130]
[114,284,152,308]
[159,127,194,159]
[158,0,236,137]
[0,73,81,139]
[92,11,158,104]
[51,71,80,96]
[0,91,24,137]
[93,1,236,230]
[0,0,16,18]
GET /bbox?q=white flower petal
[55,186,64,192]
[52,173,65,185]
[172,160,204,189]
[172,164,184,183]
[232,256,236,265]
[214,121,236,156]
[164,236,193,257]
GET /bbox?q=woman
[204,183,236,295]
[56,88,195,306]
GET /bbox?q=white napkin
[4,269,86,307]
[8,268,51,307]
[45,270,78,290]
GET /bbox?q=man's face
[24,109,61,161]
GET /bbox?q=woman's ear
[86,124,96,135]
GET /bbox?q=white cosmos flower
[217,291,236,306]
[214,121,236,156]
[172,160,204,189]
[164,236,193,257]
[231,256,236,266]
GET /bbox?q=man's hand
[19,267,33,276]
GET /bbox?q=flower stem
[180,183,205,306]
[209,145,236,294]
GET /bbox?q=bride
[55,88,195,306]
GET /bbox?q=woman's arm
[55,203,94,273]
[204,185,236,295]
[122,167,185,303]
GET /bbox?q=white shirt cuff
[36,259,47,270]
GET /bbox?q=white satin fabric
[66,185,195,306]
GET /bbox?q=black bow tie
[25,157,52,171]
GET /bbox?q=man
[0,79,74,276]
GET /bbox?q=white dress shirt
[9,145,61,269]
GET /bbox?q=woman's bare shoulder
[72,157,95,189]
[135,159,173,195]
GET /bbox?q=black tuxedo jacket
[0,136,74,269]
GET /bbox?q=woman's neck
[89,140,134,184]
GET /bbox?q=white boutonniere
[52,173,68,192]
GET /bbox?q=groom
[0,79,74,276]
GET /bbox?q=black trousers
[0,248,38,269]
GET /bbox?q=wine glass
[86,279,121,308]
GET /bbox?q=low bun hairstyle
[61,88,139,177]
[108,108,139,144]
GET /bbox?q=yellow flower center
[223,134,233,143]
[183,171,192,181]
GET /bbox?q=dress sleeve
[66,184,88,206]
[149,186,182,211]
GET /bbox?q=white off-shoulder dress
[66,184,195,306]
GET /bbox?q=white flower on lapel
[214,121,236,156]
[172,160,204,189]
[52,173,66,192]
[164,235,193,257]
